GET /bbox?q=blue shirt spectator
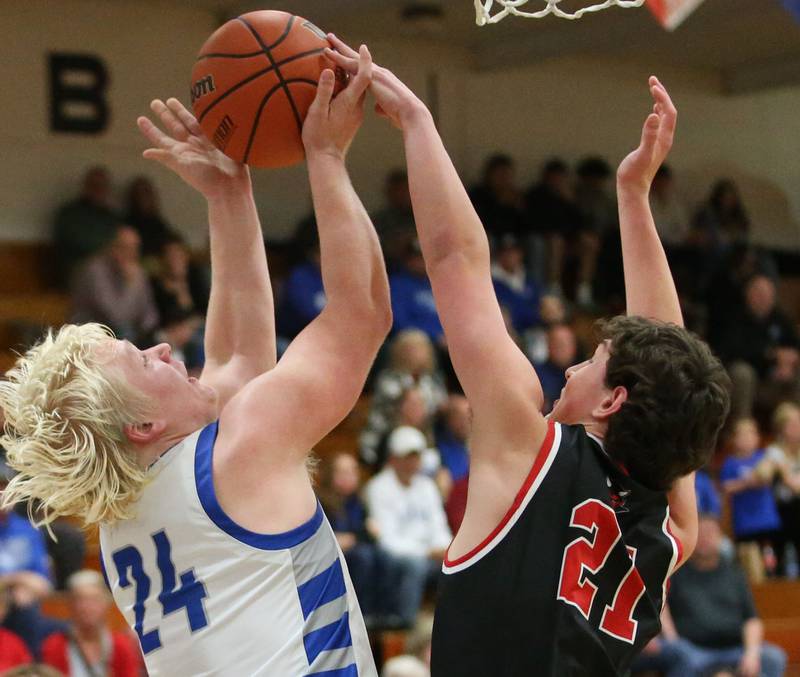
[695,470,721,518]
[277,258,326,339]
[0,513,50,580]
[720,448,782,539]
[534,324,579,414]
[491,233,540,335]
[436,396,471,482]
[390,244,443,344]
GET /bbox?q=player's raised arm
[326,37,545,458]
[138,100,275,408]
[616,77,682,327]
[222,47,391,462]
[616,78,699,561]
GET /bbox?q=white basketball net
[475,0,646,25]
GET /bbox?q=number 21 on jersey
[557,499,647,644]
[112,530,209,653]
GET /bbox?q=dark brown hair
[597,316,731,491]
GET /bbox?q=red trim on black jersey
[665,516,684,565]
[444,420,557,568]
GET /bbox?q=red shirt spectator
[40,569,140,677]
[0,626,32,671]
[41,630,139,677]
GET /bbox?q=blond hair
[0,323,150,529]
[773,401,800,439]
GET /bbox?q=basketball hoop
[475,0,646,25]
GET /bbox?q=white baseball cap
[388,426,427,457]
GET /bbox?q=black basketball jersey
[431,421,682,677]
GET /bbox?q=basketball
[190,10,343,168]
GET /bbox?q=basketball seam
[242,78,319,164]
[197,50,268,61]
[196,47,325,124]
[236,15,306,161]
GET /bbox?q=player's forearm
[617,181,683,327]
[306,152,391,328]
[205,183,276,371]
[401,107,491,273]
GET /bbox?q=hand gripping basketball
[325,34,426,130]
[301,44,373,160]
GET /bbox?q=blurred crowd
[1,154,799,676]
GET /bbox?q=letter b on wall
[49,53,109,134]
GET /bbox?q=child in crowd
[720,418,782,576]
[763,402,800,576]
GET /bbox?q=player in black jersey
[327,37,731,677]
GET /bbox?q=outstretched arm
[326,37,545,464]
[617,77,681,326]
[138,100,275,409]
[616,78,695,563]
[222,47,391,464]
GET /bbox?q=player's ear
[592,386,627,421]
[124,420,167,445]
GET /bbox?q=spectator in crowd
[53,166,118,282]
[125,175,172,257]
[69,225,159,344]
[716,275,800,419]
[318,453,394,626]
[763,402,800,575]
[705,244,778,351]
[468,154,526,243]
[0,580,32,672]
[372,170,416,271]
[665,515,786,677]
[695,468,722,518]
[360,330,447,468]
[436,395,470,484]
[365,427,452,628]
[277,240,325,341]
[150,231,207,321]
[720,418,782,576]
[573,156,615,306]
[534,323,579,413]
[525,293,568,364]
[389,239,444,346]
[524,158,582,289]
[41,570,139,677]
[692,179,750,254]
[381,655,429,677]
[649,164,689,248]
[491,233,540,337]
[0,461,58,657]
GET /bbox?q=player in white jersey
[1,48,385,676]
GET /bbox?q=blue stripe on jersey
[194,421,324,550]
[297,558,348,620]
[304,612,353,664]
[308,664,359,677]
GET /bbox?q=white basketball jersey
[99,422,377,677]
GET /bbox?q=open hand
[324,34,427,129]
[301,44,372,160]
[138,98,249,200]
[617,76,677,192]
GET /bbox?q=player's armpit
[666,473,697,567]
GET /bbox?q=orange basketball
[190,10,342,168]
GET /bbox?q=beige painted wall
[0,1,797,250]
